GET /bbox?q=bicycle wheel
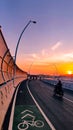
[18,122,28,130]
[35,120,44,128]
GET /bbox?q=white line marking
[26,81,56,130]
[8,83,20,130]
[21,109,33,114]
[63,96,73,103]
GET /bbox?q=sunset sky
[0,0,73,75]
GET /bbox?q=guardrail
[0,27,27,129]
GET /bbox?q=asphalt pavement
[12,80,52,130]
[28,80,73,130]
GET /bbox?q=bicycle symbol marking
[17,109,44,130]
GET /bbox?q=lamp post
[13,20,36,87]
[50,63,59,79]
[52,63,58,77]
[28,60,35,79]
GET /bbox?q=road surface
[28,79,73,130]
[8,79,73,130]
[12,80,52,130]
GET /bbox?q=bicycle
[18,119,44,130]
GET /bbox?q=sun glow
[67,70,73,75]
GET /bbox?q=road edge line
[26,80,56,130]
[63,96,73,103]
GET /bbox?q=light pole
[28,60,35,78]
[49,63,59,79]
[13,20,36,87]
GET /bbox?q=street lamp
[28,60,35,78]
[15,20,36,65]
[49,63,59,79]
[13,20,36,87]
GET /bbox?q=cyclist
[54,79,63,96]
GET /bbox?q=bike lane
[12,80,52,130]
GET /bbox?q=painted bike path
[12,80,52,130]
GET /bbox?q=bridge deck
[12,80,51,130]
